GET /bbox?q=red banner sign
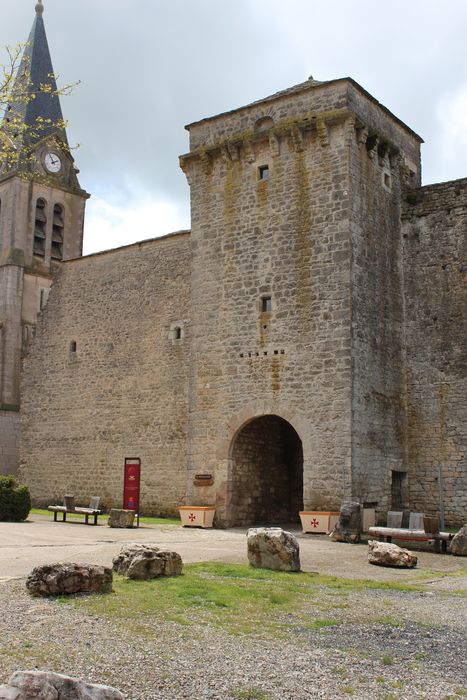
[123,458,141,512]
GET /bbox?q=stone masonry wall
[183,79,423,526]
[349,127,413,518]
[20,233,191,515]
[0,409,20,475]
[184,85,356,525]
[401,178,467,526]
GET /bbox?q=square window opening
[258,165,270,181]
[261,296,272,313]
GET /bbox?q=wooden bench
[368,526,453,553]
[48,495,101,526]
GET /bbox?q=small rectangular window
[261,296,272,313]
[258,165,269,181]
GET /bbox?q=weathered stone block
[108,509,135,528]
[329,501,361,543]
[247,527,300,572]
[26,563,112,597]
[112,543,183,579]
[0,671,124,699]
[449,524,467,556]
[368,540,417,568]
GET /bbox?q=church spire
[2,0,68,160]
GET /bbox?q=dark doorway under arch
[227,415,303,526]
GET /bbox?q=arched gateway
[226,415,304,527]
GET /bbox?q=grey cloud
[2,0,466,227]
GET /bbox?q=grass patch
[29,508,180,526]
[61,562,426,638]
[305,618,338,630]
[382,654,394,666]
[376,616,403,627]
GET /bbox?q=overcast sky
[3,0,467,254]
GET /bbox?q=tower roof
[3,0,68,154]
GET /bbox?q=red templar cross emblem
[310,518,320,528]
[188,513,196,523]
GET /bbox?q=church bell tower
[0,0,89,474]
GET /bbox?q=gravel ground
[1,577,466,700]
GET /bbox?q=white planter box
[179,506,216,528]
[299,511,340,534]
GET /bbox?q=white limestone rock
[112,543,183,579]
[26,563,113,597]
[108,509,135,528]
[368,540,417,568]
[0,671,124,699]
[449,524,467,556]
[247,527,301,572]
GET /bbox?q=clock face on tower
[43,151,62,174]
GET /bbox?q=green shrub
[0,475,31,521]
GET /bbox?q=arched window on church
[33,198,47,257]
[51,204,64,260]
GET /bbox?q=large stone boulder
[329,501,362,543]
[108,509,135,528]
[112,544,183,579]
[368,540,417,568]
[26,563,112,597]
[0,670,124,699]
[247,527,301,572]
[449,524,467,556]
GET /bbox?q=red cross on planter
[310,518,320,528]
[188,513,196,522]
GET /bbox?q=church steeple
[0,0,89,478]
[2,0,70,168]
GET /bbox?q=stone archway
[226,415,303,526]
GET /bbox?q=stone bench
[368,526,453,553]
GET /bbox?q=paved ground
[1,514,465,586]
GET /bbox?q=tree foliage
[0,42,78,173]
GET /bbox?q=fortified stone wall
[402,178,467,526]
[20,233,191,515]
[183,82,359,524]
[348,107,421,517]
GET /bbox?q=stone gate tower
[181,77,423,526]
[0,1,89,474]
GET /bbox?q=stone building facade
[19,74,466,526]
[0,2,89,475]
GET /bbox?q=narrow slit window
[258,165,269,181]
[70,341,77,353]
[261,296,272,313]
[174,327,182,340]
